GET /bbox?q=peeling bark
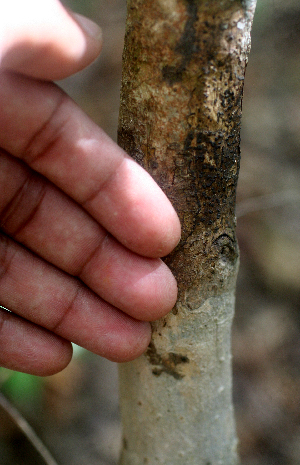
[118,1,257,464]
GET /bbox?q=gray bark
[118,1,257,464]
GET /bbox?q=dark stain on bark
[146,342,189,379]
[179,129,240,229]
[162,0,198,85]
[118,127,145,164]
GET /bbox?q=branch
[0,391,60,465]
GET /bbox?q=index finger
[0,71,181,257]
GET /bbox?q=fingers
[0,308,73,376]
[0,234,152,367]
[0,71,181,258]
[0,150,177,320]
[0,0,102,80]
[79,236,177,320]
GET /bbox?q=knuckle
[0,172,46,238]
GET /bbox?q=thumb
[0,0,103,80]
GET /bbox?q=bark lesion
[146,342,189,380]
[211,233,238,265]
[162,0,198,85]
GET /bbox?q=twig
[0,391,60,465]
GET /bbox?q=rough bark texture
[118,1,256,464]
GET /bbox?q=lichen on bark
[118,1,257,464]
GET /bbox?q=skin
[0,0,181,376]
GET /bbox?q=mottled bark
[118,1,256,464]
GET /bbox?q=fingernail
[73,13,102,42]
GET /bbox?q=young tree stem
[118,1,257,463]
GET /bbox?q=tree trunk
[117,1,256,464]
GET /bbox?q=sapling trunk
[117,1,257,464]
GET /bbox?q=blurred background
[1,0,300,464]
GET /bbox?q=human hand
[0,0,181,376]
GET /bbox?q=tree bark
[117,1,256,464]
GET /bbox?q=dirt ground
[0,0,300,464]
